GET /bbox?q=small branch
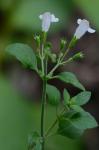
[47,39,75,78]
[61,37,77,62]
[45,109,65,137]
[45,119,58,137]
[47,63,60,76]
[60,57,73,65]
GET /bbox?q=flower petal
[39,15,42,19]
[88,27,96,33]
[41,12,51,32]
[74,19,89,39]
[77,19,82,25]
[51,14,59,22]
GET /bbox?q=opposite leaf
[6,43,37,71]
[71,91,91,106]
[57,117,84,139]
[64,109,98,130]
[63,89,70,105]
[70,105,98,129]
[71,111,98,130]
[57,72,85,91]
[57,109,98,139]
[70,105,85,113]
[46,84,61,106]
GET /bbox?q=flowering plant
[6,12,98,150]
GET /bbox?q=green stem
[41,45,44,76]
[47,58,72,80]
[48,63,60,77]
[61,37,77,61]
[60,57,73,65]
[41,78,47,150]
[41,32,47,76]
[47,54,62,77]
[47,37,77,79]
[41,61,47,150]
[61,48,69,60]
[40,32,47,150]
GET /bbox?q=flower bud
[34,35,40,46]
[51,54,57,63]
[72,52,84,60]
[68,37,77,49]
[60,39,67,50]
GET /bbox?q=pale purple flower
[39,12,59,32]
[74,19,96,39]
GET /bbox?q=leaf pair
[46,84,88,107]
[46,71,86,106]
[63,89,91,106]
[57,89,98,139]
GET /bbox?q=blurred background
[0,0,99,150]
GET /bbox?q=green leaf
[71,91,91,106]
[71,105,98,129]
[28,131,41,150]
[63,89,70,105]
[71,112,98,130]
[63,109,98,130]
[57,109,98,139]
[57,117,84,139]
[63,110,79,119]
[6,43,37,71]
[46,84,61,106]
[57,72,85,91]
[70,105,85,113]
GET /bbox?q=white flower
[74,19,96,39]
[39,12,59,32]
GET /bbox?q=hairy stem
[41,78,47,150]
[41,32,47,150]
